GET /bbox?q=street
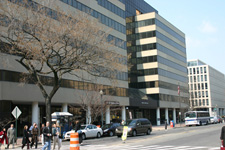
[11,123,223,150]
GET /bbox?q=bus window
[185,112,196,118]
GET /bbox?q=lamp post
[99,90,103,127]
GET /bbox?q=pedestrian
[0,128,8,150]
[6,124,16,149]
[30,123,38,149]
[74,120,82,143]
[52,123,61,150]
[40,123,45,146]
[42,122,51,150]
[22,125,30,149]
[220,125,225,148]
[121,120,125,125]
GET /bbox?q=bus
[185,111,210,126]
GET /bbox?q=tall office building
[0,0,129,135]
[126,0,189,125]
[188,59,225,116]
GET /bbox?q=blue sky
[146,0,225,74]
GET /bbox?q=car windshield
[80,125,86,130]
[124,120,137,126]
[102,124,111,129]
[185,112,196,118]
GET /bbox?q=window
[200,67,203,74]
[198,91,201,98]
[194,84,197,90]
[205,83,208,89]
[206,91,208,97]
[204,67,207,73]
[190,76,193,83]
[199,100,201,106]
[203,99,205,106]
[201,75,203,82]
[206,99,209,106]
[193,68,196,74]
[197,68,199,74]
[202,91,205,97]
[197,75,200,82]
[194,76,196,82]
[201,83,204,89]
[195,100,198,106]
[190,84,193,90]
[205,75,207,81]
[189,68,192,74]
[195,92,197,98]
[198,84,200,90]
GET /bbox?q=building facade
[0,0,129,135]
[188,59,225,117]
[126,0,189,125]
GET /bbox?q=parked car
[64,124,103,140]
[102,123,121,136]
[218,116,223,123]
[210,116,218,124]
[115,118,152,137]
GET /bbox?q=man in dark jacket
[221,125,225,147]
[74,120,82,143]
[42,122,51,150]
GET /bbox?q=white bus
[185,111,210,126]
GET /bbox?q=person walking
[40,124,45,146]
[30,123,38,149]
[22,125,30,150]
[52,124,61,150]
[42,122,51,150]
[74,120,82,143]
[6,124,16,149]
[0,128,8,150]
[221,125,225,148]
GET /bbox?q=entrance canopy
[51,112,73,117]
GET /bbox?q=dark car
[102,123,121,136]
[115,118,152,137]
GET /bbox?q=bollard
[70,132,80,150]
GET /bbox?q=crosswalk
[80,144,220,150]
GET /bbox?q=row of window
[97,0,125,18]
[127,43,156,52]
[60,0,126,34]
[190,91,209,99]
[0,70,128,97]
[158,56,187,73]
[191,99,209,107]
[188,67,207,75]
[189,75,208,83]
[189,83,208,91]
[129,80,188,93]
[126,18,155,29]
[158,94,188,103]
[155,19,185,43]
[6,0,127,50]
[127,31,156,41]
[156,31,186,53]
[158,68,188,83]
[118,0,125,4]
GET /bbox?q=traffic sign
[12,106,22,119]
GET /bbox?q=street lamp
[99,90,103,127]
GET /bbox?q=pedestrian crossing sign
[121,126,128,141]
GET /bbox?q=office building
[0,0,129,135]
[188,59,225,116]
[126,0,189,125]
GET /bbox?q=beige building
[188,59,225,116]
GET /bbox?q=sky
[145,0,225,74]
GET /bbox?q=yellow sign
[121,126,128,141]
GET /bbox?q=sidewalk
[152,123,186,131]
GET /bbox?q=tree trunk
[45,97,52,133]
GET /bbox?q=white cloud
[198,21,217,34]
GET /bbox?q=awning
[51,112,73,117]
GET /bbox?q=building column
[173,108,177,124]
[122,106,126,121]
[62,103,68,112]
[156,108,160,126]
[32,102,39,125]
[209,107,213,116]
[106,105,110,124]
[86,106,91,124]
[165,108,169,124]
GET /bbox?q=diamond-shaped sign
[11,106,22,119]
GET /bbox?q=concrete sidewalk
[152,123,186,131]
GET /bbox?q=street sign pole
[16,108,17,144]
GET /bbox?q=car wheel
[147,129,151,135]
[97,132,101,138]
[109,131,113,137]
[132,130,137,136]
[82,133,86,140]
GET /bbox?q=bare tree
[0,1,125,123]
